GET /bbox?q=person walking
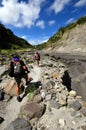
[9,54,29,101]
[34,52,40,66]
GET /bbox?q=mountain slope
[38,16,86,53]
[53,22,86,53]
[0,24,32,49]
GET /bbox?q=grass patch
[0,48,32,55]
[27,85,37,102]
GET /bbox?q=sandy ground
[0,65,42,130]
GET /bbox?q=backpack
[34,53,40,60]
[14,61,22,75]
[9,61,25,77]
[8,62,14,77]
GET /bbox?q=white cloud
[66,18,74,25]
[0,0,45,28]
[48,20,55,25]
[28,36,49,45]
[75,0,86,7]
[21,35,27,39]
[36,20,45,29]
[40,36,49,43]
[28,39,37,45]
[49,0,71,14]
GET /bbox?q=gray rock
[46,80,55,89]
[50,99,60,109]
[33,95,42,103]
[5,118,32,130]
[81,125,86,130]
[20,102,46,120]
[45,93,52,101]
[58,94,67,106]
[80,107,86,116]
[71,110,82,118]
[68,100,82,111]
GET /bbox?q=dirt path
[29,65,42,82]
[0,65,42,130]
[0,66,6,75]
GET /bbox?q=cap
[13,57,19,61]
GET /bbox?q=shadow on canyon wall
[61,70,72,92]
[50,53,86,101]
[62,57,86,101]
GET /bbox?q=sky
[0,0,86,45]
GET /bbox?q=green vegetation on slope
[0,23,32,49]
[35,15,86,49]
[47,16,86,48]
[1,15,86,51]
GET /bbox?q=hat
[13,57,19,61]
[13,52,19,60]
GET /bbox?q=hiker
[8,55,29,101]
[34,52,40,66]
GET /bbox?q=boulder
[5,118,32,130]
[3,79,17,96]
[20,102,46,120]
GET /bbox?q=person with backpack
[9,55,29,101]
[34,52,40,66]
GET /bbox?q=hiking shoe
[17,96,22,102]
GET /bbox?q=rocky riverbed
[0,51,86,130]
[48,52,86,101]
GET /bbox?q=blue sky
[0,0,86,45]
